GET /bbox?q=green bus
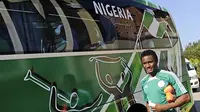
[0,0,194,112]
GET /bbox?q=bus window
[0,14,14,54]
[82,5,144,50]
[2,1,51,53]
[0,0,80,54]
[59,1,117,51]
[0,0,179,53]
[138,10,178,49]
[57,2,90,51]
[41,0,70,52]
[110,7,141,50]
[186,62,195,71]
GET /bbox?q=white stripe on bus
[31,0,46,19]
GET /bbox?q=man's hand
[151,104,169,112]
[151,93,190,112]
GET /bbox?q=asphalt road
[191,87,200,112]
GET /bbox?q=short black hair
[141,49,158,63]
[127,103,147,112]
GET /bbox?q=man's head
[127,103,147,112]
[141,49,158,75]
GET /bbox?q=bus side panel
[0,52,139,112]
[0,48,193,112]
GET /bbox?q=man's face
[141,55,157,74]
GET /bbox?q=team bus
[0,0,194,112]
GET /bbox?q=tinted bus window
[0,0,179,54]
[186,62,195,71]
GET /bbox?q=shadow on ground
[190,101,200,112]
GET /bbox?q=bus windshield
[186,62,195,71]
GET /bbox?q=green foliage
[183,40,200,77]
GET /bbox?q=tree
[183,40,200,77]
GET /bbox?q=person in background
[140,49,190,112]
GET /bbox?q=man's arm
[166,93,191,109]
[152,93,191,111]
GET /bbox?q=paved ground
[191,87,200,112]
[191,101,200,112]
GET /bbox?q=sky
[149,0,200,50]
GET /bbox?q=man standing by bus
[140,49,190,112]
